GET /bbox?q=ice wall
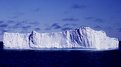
[3,33,30,49]
[3,27,119,50]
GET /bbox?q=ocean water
[0,42,121,67]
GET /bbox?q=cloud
[63,11,69,15]
[72,4,86,9]
[85,17,94,20]
[94,26,102,29]
[94,18,104,22]
[29,21,40,26]
[62,18,79,21]
[85,17,104,23]
[13,23,22,28]
[8,16,19,19]
[11,16,19,19]
[0,20,42,33]
[51,23,61,29]
[6,20,18,28]
[45,27,51,30]
[63,23,77,26]
[0,24,8,27]
[12,21,32,28]
[61,27,72,31]
[7,20,16,23]
[22,26,31,29]
[34,8,40,12]
[0,21,4,24]
[45,23,77,31]
[118,28,121,32]
[45,23,61,30]
[8,12,24,19]
[35,28,41,31]
[2,29,8,32]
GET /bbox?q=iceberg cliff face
[3,27,119,50]
[3,33,30,49]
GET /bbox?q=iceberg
[3,27,119,50]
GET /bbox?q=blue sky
[0,0,121,41]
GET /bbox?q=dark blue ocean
[0,42,121,67]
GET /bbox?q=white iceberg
[3,27,119,50]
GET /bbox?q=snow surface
[3,27,119,50]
